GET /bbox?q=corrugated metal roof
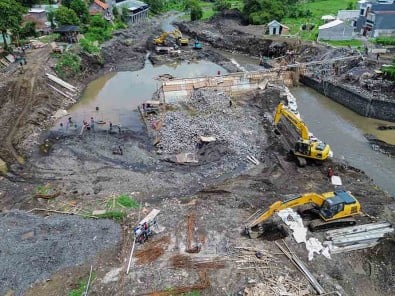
[319,19,344,30]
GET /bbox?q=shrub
[55,52,81,79]
[80,38,100,54]
[374,37,395,46]
[190,4,203,20]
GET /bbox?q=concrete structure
[114,0,149,24]
[267,20,289,35]
[158,70,296,103]
[318,20,355,40]
[337,10,359,28]
[356,0,395,37]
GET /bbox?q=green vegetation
[107,194,139,209]
[0,0,27,49]
[80,38,100,54]
[93,210,127,222]
[35,184,52,195]
[382,61,395,81]
[282,0,352,40]
[70,0,90,24]
[68,274,96,296]
[55,52,81,79]
[374,37,395,46]
[181,291,201,296]
[55,6,80,26]
[323,39,363,47]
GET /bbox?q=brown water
[66,59,227,132]
[291,86,395,196]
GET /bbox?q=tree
[17,0,39,8]
[121,7,129,23]
[144,0,164,14]
[70,0,89,24]
[187,1,203,21]
[112,6,119,20]
[214,0,231,12]
[47,9,56,29]
[62,0,73,8]
[0,0,26,50]
[55,6,80,26]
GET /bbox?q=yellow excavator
[245,190,361,238]
[274,102,331,167]
[153,32,170,45]
[173,29,189,46]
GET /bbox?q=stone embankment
[300,75,395,122]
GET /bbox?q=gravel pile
[158,89,264,157]
[0,211,121,296]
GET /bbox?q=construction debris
[170,254,226,269]
[324,222,393,253]
[243,275,311,296]
[276,240,326,295]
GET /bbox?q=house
[318,20,355,40]
[267,20,289,35]
[114,0,149,24]
[89,0,112,20]
[356,0,395,37]
[337,10,360,28]
[23,8,52,35]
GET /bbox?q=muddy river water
[67,55,395,197]
[67,58,227,132]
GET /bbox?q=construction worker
[90,117,95,131]
[327,167,334,179]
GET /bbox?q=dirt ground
[0,12,394,296]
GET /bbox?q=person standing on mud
[109,121,113,132]
[90,117,95,131]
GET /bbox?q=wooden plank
[46,73,77,92]
[139,209,160,226]
[276,241,325,295]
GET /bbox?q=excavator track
[308,218,356,232]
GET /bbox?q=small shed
[54,25,79,43]
[318,20,355,40]
[267,20,289,35]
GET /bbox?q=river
[64,41,394,196]
[291,86,395,197]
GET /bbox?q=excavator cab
[318,190,360,221]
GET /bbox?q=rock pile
[158,89,265,159]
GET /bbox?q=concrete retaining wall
[300,75,395,122]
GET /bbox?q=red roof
[94,0,108,10]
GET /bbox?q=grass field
[281,0,352,40]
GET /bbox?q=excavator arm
[274,102,310,140]
[245,193,326,236]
